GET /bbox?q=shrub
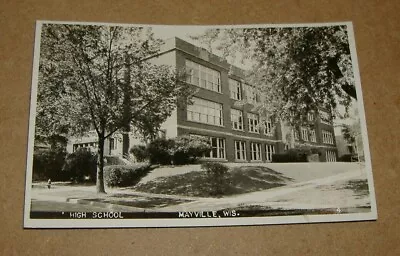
[33,149,67,181]
[129,145,149,162]
[272,148,309,163]
[201,162,230,196]
[62,149,97,183]
[338,154,359,162]
[172,135,211,165]
[147,138,174,165]
[104,164,151,187]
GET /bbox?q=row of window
[72,138,117,153]
[295,127,335,144]
[299,127,317,142]
[73,142,98,152]
[235,139,277,162]
[229,79,259,104]
[191,134,275,162]
[187,97,273,134]
[186,60,260,104]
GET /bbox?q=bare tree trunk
[96,134,106,193]
[289,127,295,149]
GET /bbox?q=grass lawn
[133,165,293,198]
[342,179,370,198]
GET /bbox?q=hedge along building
[67,37,338,162]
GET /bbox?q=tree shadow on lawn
[341,179,370,198]
[133,165,294,198]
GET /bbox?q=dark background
[0,0,399,255]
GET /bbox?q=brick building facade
[67,37,338,162]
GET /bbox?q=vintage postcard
[24,20,377,228]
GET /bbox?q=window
[326,150,336,162]
[73,142,98,152]
[322,130,334,144]
[265,144,275,162]
[235,141,247,161]
[248,113,259,133]
[309,129,317,142]
[229,79,242,100]
[301,127,309,141]
[190,135,225,159]
[264,117,273,135]
[185,59,221,93]
[231,109,244,131]
[244,84,257,104]
[307,112,314,122]
[110,138,117,150]
[294,130,300,140]
[187,97,223,126]
[250,143,262,161]
[208,137,226,159]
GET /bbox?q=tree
[37,23,189,193]
[192,26,357,146]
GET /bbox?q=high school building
[67,37,338,162]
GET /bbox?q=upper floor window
[248,113,260,133]
[231,109,244,131]
[229,79,242,100]
[187,97,223,126]
[307,112,314,122]
[322,130,334,144]
[264,117,273,135]
[185,59,221,93]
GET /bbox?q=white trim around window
[185,59,221,93]
[250,142,262,161]
[265,144,275,162]
[229,78,242,100]
[301,127,309,141]
[187,97,223,126]
[234,141,247,161]
[248,113,260,133]
[231,109,244,131]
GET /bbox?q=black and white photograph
[24,21,377,228]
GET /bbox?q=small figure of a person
[47,178,51,189]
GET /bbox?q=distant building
[67,37,338,162]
